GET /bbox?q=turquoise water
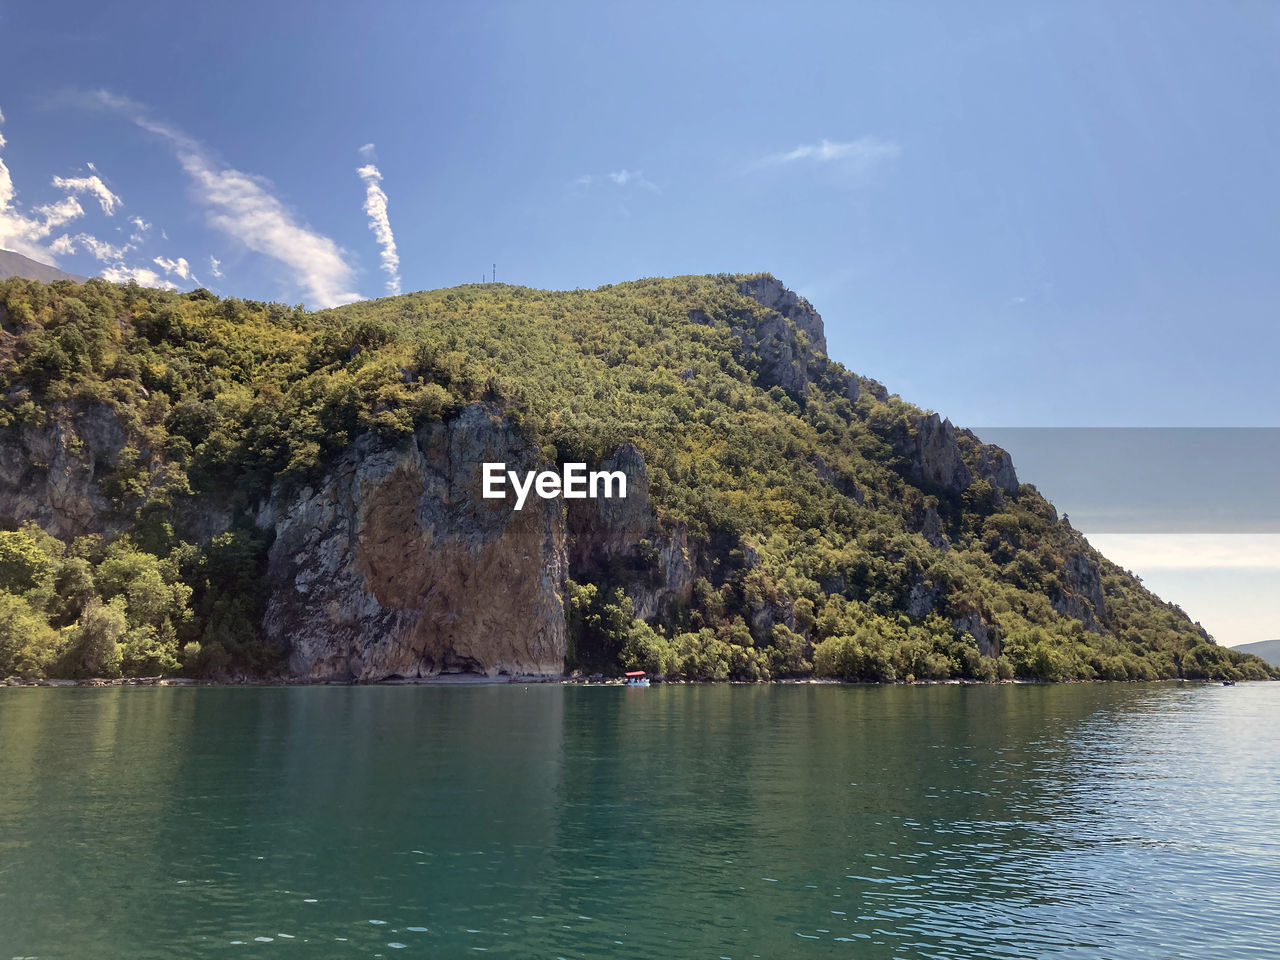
[1,682,1277,958]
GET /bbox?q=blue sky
[1,1,1276,641]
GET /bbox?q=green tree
[60,597,126,678]
[0,592,61,677]
[0,530,53,594]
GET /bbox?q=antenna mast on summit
[492,263,496,283]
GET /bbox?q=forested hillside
[0,273,1271,682]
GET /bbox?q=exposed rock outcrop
[953,612,1001,658]
[567,443,652,569]
[0,402,129,539]
[959,429,1020,494]
[912,499,949,549]
[628,527,695,623]
[732,275,830,396]
[906,579,944,618]
[1052,549,1106,633]
[566,442,694,622]
[906,414,972,494]
[738,275,827,354]
[731,312,812,396]
[259,404,567,680]
[748,593,797,644]
[863,377,890,402]
[844,373,860,403]
[898,417,1021,501]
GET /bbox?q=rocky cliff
[0,402,128,539]
[259,404,568,680]
[0,395,695,681]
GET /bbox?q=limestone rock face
[844,373,861,404]
[959,429,1020,494]
[567,443,652,569]
[908,414,972,494]
[566,442,694,623]
[912,500,949,550]
[738,275,827,354]
[748,592,796,644]
[953,612,1001,658]
[863,378,889,402]
[1052,549,1107,633]
[906,579,944,618]
[260,404,567,680]
[0,403,127,539]
[627,527,694,622]
[733,276,829,396]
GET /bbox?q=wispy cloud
[93,90,360,308]
[154,255,197,284]
[757,136,901,171]
[0,106,92,260]
[49,228,192,290]
[574,168,660,193]
[49,231,130,261]
[356,147,401,296]
[31,197,84,230]
[51,168,122,215]
[208,255,222,278]
[100,263,177,290]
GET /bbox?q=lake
[1,682,1277,958]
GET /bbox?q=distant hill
[1232,639,1280,667]
[0,249,87,284]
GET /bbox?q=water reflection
[0,683,1276,958]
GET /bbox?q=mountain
[0,249,88,284]
[1232,639,1280,667]
[0,272,1273,683]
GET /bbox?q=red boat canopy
[624,671,647,677]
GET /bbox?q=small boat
[1222,680,1236,686]
[624,670,650,687]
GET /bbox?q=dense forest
[0,273,1272,683]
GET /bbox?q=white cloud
[49,227,186,291]
[51,173,122,215]
[49,231,130,261]
[31,196,84,230]
[95,90,360,308]
[608,169,658,190]
[358,143,376,160]
[153,255,197,283]
[758,136,901,170]
[100,263,177,290]
[575,168,660,193]
[129,216,151,242]
[209,255,222,278]
[0,107,92,260]
[180,155,360,307]
[357,156,401,296]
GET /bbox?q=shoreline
[1,674,1260,689]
